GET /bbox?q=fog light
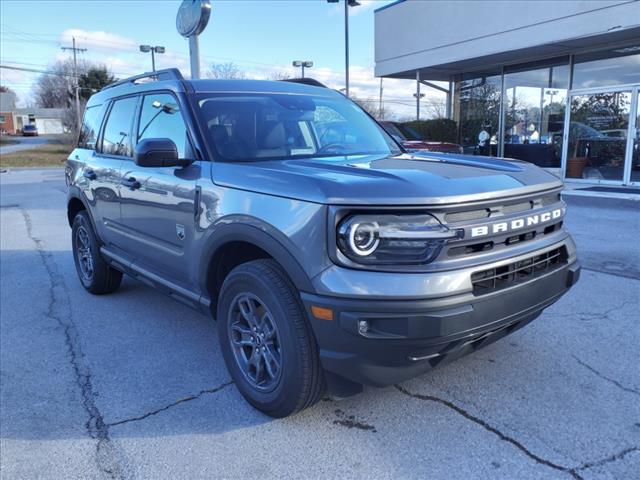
[358,320,369,335]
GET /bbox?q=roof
[0,91,17,111]
[188,79,338,95]
[374,0,640,80]
[90,68,339,105]
[14,108,66,118]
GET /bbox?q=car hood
[212,152,563,206]
[403,140,459,149]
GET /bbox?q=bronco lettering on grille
[471,208,563,238]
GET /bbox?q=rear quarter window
[78,104,107,150]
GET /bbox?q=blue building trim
[374,0,407,14]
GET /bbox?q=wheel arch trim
[199,222,315,308]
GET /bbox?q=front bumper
[302,258,580,387]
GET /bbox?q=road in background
[0,135,55,155]
[1,168,638,480]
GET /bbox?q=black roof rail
[102,68,184,91]
[280,78,327,88]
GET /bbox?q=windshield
[195,92,402,161]
[397,124,422,141]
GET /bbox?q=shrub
[402,119,458,143]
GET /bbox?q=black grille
[541,193,561,206]
[444,192,561,224]
[445,209,490,223]
[471,247,567,295]
[503,201,533,214]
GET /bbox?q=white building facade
[375,0,640,185]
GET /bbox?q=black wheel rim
[228,293,282,392]
[75,226,94,282]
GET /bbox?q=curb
[562,190,640,209]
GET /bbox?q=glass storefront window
[449,47,639,184]
[503,60,569,168]
[453,72,501,156]
[566,91,631,181]
[572,52,640,90]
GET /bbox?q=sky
[0,0,444,118]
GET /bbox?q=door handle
[121,177,141,190]
[83,169,97,180]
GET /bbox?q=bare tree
[268,71,293,81]
[208,62,246,80]
[32,58,86,108]
[351,96,384,120]
[424,101,447,119]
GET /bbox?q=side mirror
[134,138,192,168]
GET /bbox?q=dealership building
[375,0,640,185]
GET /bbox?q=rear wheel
[72,210,122,294]
[217,259,324,417]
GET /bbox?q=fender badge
[176,224,185,241]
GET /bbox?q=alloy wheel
[228,293,282,391]
[75,226,94,281]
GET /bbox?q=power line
[0,64,77,77]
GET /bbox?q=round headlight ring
[348,222,380,256]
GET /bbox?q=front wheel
[72,210,122,294]
[217,259,325,417]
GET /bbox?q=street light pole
[139,45,165,72]
[292,60,314,78]
[344,0,349,97]
[328,0,360,97]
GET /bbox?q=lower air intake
[471,247,567,295]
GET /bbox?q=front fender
[198,219,316,299]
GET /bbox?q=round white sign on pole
[176,0,211,38]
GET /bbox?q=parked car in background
[379,120,462,154]
[22,124,38,136]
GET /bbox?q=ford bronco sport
[66,69,580,417]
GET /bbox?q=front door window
[565,91,631,182]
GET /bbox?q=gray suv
[66,69,580,417]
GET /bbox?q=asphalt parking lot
[1,168,638,480]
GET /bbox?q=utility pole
[344,0,350,97]
[379,77,384,120]
[61,37,86,132]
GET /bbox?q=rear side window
[137,93,191,158]
[78,104,106,149]
[101,97,138,157]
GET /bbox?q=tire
[217,259,325,417]
[71,210,122,294]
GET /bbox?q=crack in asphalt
[394,384,584,479]
[572,356,640,397]
[569,300,636,322]
[20,208,125,480]
[107,381,234,427]
[396,385,640,478]
[547,298,638,326]
[575,447,640,472]
[581,266,640,281]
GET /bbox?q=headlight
[337,214,462,265]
